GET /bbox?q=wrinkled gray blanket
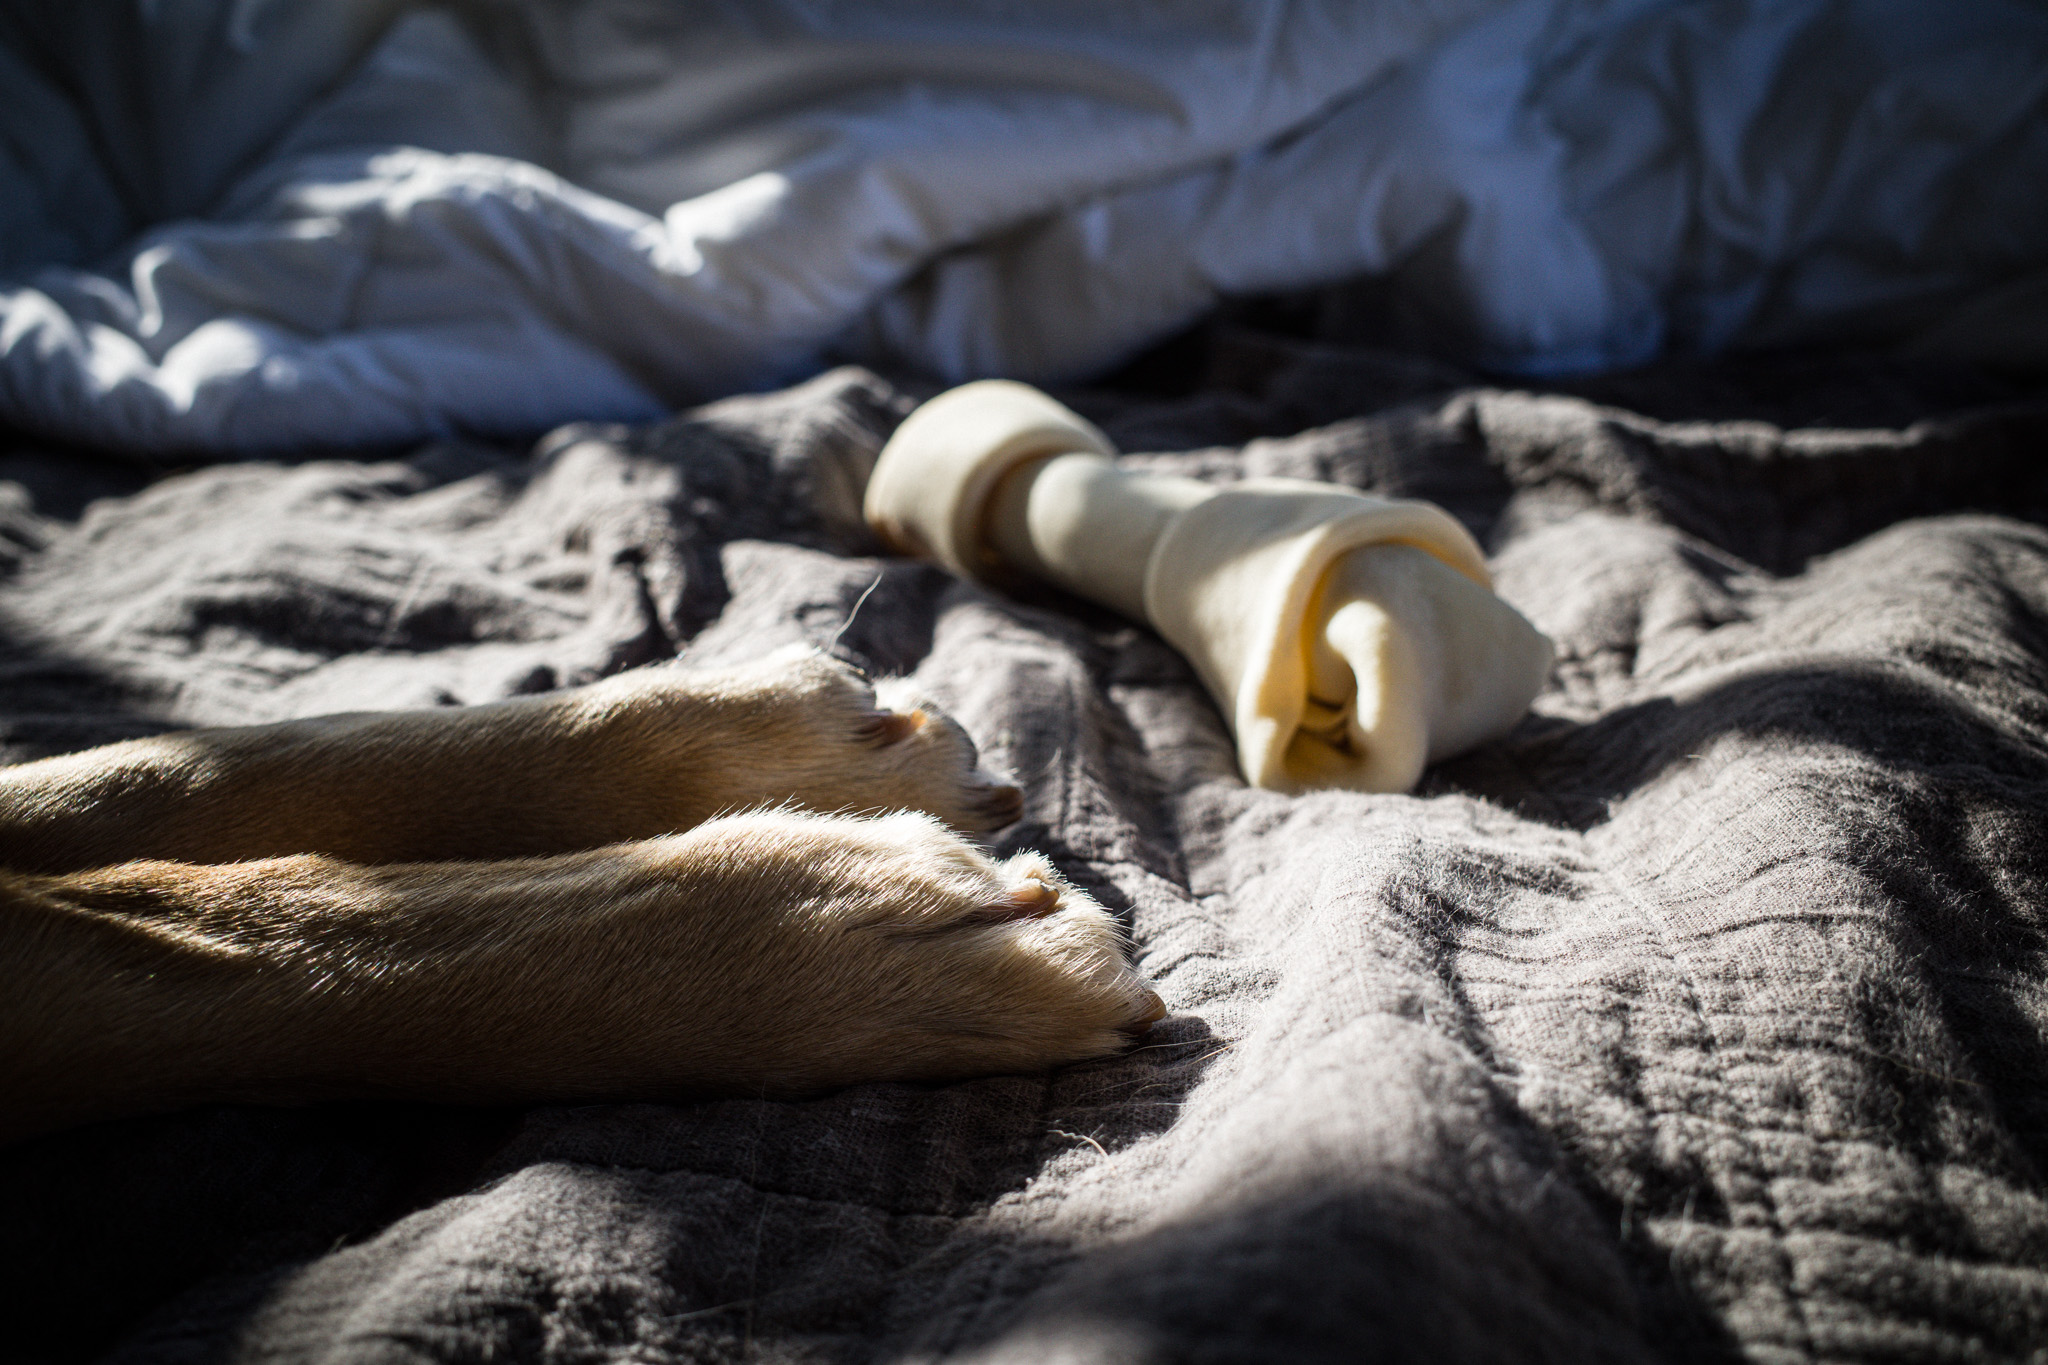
[4,339,2048,1364]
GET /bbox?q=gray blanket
[5,338,2048,1363]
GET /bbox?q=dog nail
[947,879,1060,930]
[858,710,921,745]
[993,879,1059,920]
[1122,990,1166,1035]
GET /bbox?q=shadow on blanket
[6,1072,1753,1365]
[1460,658,2048,1145]
[1476,658,2048,832]
[0,1010,1230,1364]
[924,1177,1741,1365]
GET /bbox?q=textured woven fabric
[3,347,2047,1363]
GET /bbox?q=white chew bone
[864,380,1554,793]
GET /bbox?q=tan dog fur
[0,648,1162,1143]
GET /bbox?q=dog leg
[0,810,1162,1142]
[0,648,1017,871]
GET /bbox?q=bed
[4,324,2047,1362]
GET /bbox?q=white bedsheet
[2,0,2044,455]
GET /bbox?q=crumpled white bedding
[2,0,2044,456]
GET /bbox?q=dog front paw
[608,647,1026,834]
[651,809,1163,1092]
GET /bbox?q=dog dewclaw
[863,380,1554,794]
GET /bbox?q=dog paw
[859,672,1024,832]
[649,810,1163,1092]
[612,646,1025,834]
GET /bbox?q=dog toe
[856,709,924,746]
[968,874,1059,925]
[965,781,1024,829]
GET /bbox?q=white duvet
[2,0,2044,455]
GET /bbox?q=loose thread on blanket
[828,570,884,655]
[661,1300,756,1325]
[1049,1127,1110,1158]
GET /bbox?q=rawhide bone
[864,381,1554,793]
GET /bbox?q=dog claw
[1123,990,1166,1036]
[936,877,1062,931]
[859,710,923,745]
[991,878,1060,920]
